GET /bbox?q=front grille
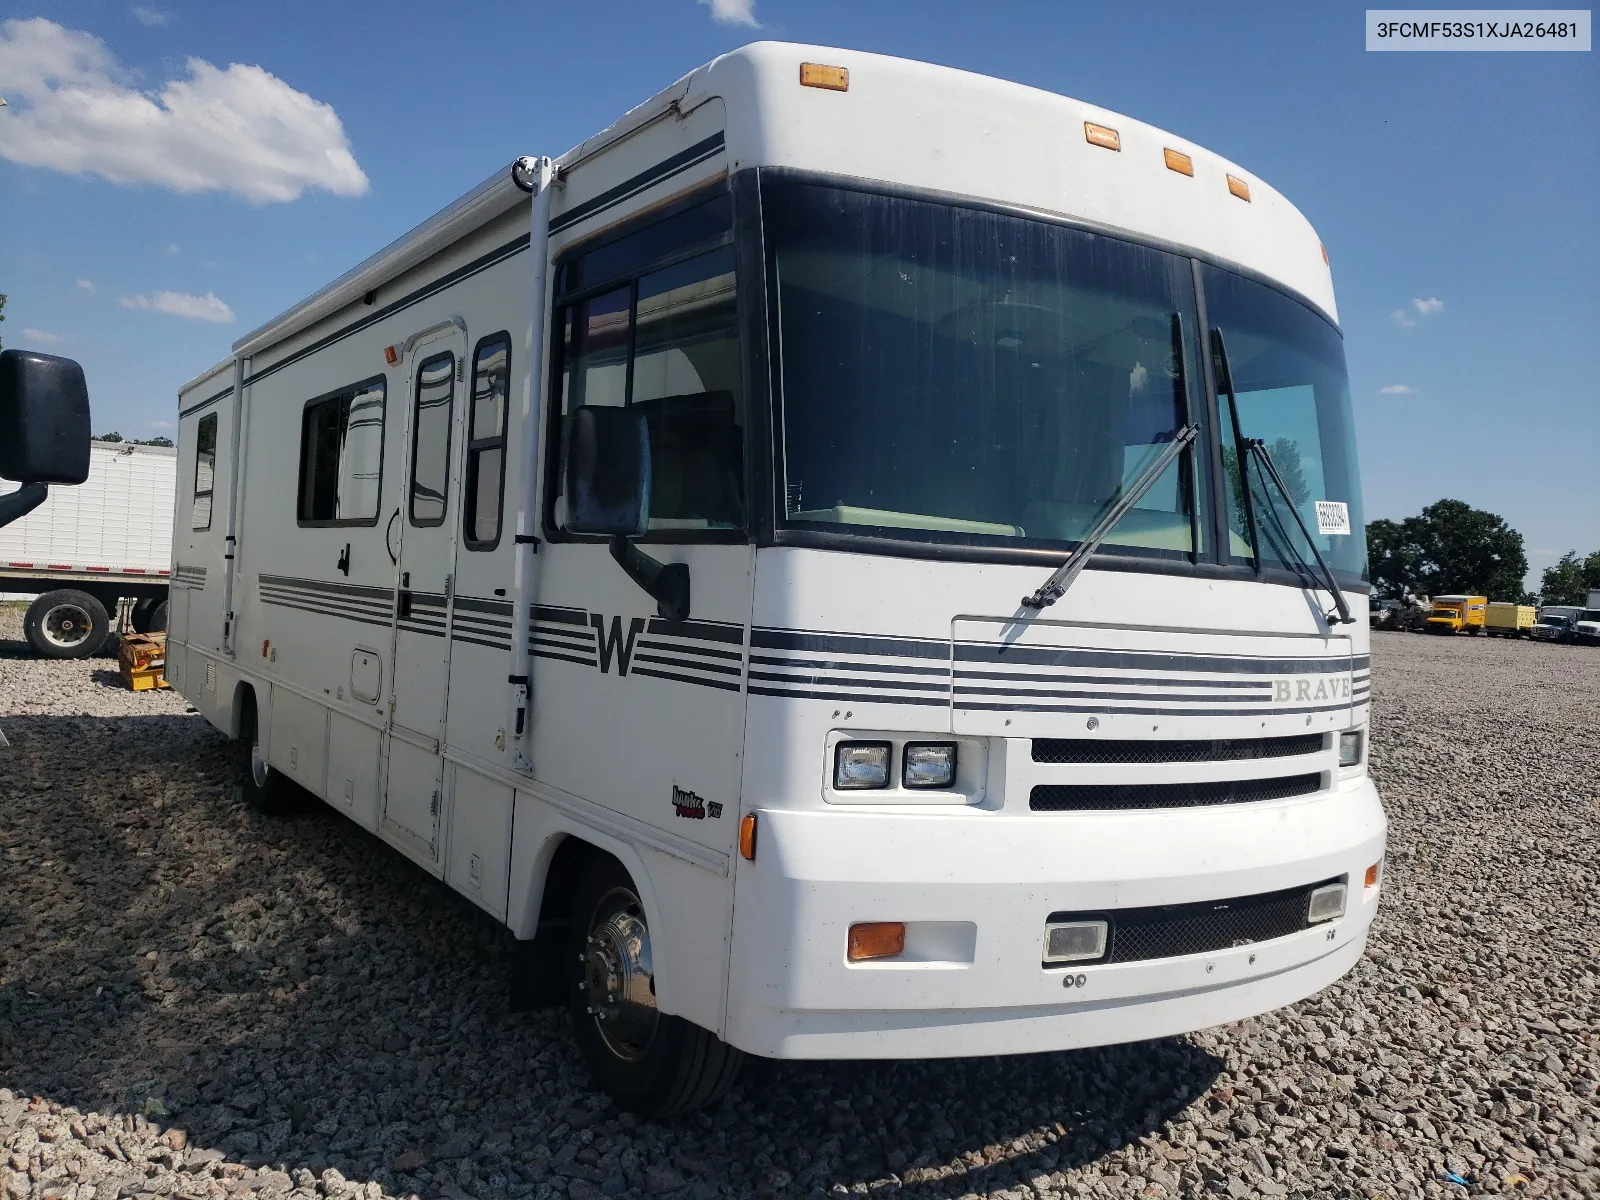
[1032,733,1324,765]
[1030,772,1321,812]
[1047,878,1337,965]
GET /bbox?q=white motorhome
[168,43,1385,1114]
[1,439,175,657]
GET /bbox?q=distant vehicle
[1532,606,1584,643]
[1371,595,1428,632]
[1484,602,1535,638]
[0,440,175,658]
[1575,610,1600,647]
[1426,594,1486,635]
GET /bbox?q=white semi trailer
[167,43,1385,1115]
[0,440,175,657]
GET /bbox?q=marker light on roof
[1163,148,1193,176]
[1321,244,1330,265]
[799,63,849,91]
[1227,175,1251,202]
[1084,122,1121,151]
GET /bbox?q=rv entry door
[382,325,467,865]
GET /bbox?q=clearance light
[739,813,758,861]
[1226,174,1251,202]
[384,345,399,365]
[1163,148,1194,176]
[1321,244,1330,265]
[1365,860,1382,889]
[847,922,905,962]
[799,63,849,92]
[1084,122,1121,151]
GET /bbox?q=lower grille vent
[1030,772,1321,812]
[1048,878,1337,964]
[1032,733,1324,765]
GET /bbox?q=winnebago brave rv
[167,43,1385,1114]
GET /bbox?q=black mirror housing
[565,404,649,536]
[0,350,91,485]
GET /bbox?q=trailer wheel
[567,855,743,1116]
[130,598,168,634]
[24,589,111,659]
[237,691,300,815]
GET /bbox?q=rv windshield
[764,180,1207,560]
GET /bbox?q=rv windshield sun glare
[165,42,1383,1117]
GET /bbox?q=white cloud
[0,18,369,203]
[1412,296,1444,316]
[130,7,169,26]
[1390,308,1415,327]
[20,327,65,344]
[150,418,174,429]
[166,242,181,254]
[699,0,759,26]
[119,289,234,322]
[75,278,94,291]
[1380,384,1416,395]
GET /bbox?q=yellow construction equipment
[1426,595,1487,635]
[118,631,170,691]
[1485,602,1535,638]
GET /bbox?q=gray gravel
[2,608,1596,1200]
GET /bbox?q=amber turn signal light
[1365,861,1381,889]
[799,63,849,91]
[739,813,757,861]
[847,922,906,962]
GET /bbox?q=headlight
[902,742,957,789]
[1338,730,1363,767]
[1042,919,1109,964]
[1307,882,1347,924]
[834,742,891,790]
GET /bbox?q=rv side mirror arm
[0,483,48,530]
[608,535,690,622]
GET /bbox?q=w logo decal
[592,615,647,675]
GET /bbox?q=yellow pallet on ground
[119,632,171,691]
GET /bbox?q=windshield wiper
[1021,422,1198,610]
[1210,327,1353,627]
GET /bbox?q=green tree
[94,431,124,443]
[1364,499,1528,600]
[1539,550,1600,606]
[133,435,174,448]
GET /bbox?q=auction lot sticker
[1316,501,1352,536]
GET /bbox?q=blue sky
[2,0,1595,584]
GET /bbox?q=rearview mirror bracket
[609,535,690,622]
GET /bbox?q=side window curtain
[298,378,387,525]
[409,352,455,527]
[192,412,218,531]
[464,335,511,549]
[545,191,744,536]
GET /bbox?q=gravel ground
[1,609,1596,1200]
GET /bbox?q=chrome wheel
[41,602,94,650]
[579,886,658,1062]
[249,734,270,790]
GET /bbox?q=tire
[566,855,743,1116]
[24,589,111,659]
[130,597,169,634]
[237,691,302,815]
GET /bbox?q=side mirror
[565,404,649,536]
[0,349,92,485]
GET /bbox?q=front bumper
[725,778,1385,1059]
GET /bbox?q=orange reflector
[1365,861,1381,888]
[847,922,905,962]
[739,813,757,860]
[1226,174,1251,202]
[799,63,849,92]
[1163,148,1193,176]
[261,639,269,658]
[1321,243,1330,265]
[384,345,398,365]
[1084,122,1120,151]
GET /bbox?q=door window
[410,352,455,527]
[192,412,217,531]
[464,334,510,549]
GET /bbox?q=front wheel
[237,691,301,815]
[566,855,743,1116]
[24,589,111,659]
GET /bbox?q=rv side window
[548,197,744,536]
[297,378,386,525]
[192,412,217,531]
[410,352,455,527]
[464,334,511,549]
